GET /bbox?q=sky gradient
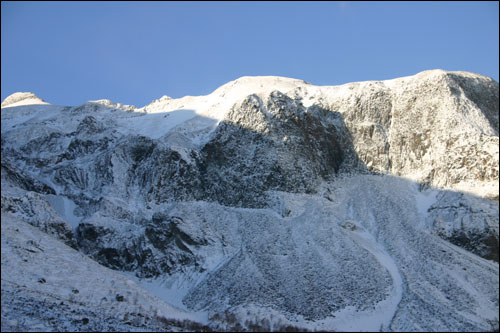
[1,1,499,107]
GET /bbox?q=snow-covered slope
[1,213,209,332]
[1,70,499,332]
[0,92,49,108]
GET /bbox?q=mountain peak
[83,99,136,111]
[1,92,49,108]
[212,75,311,96]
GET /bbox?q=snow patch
[45,194,82,229]
[414,186,439,230]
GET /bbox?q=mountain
[1,70,498,332]
[0,92,49,108]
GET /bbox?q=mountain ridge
[3,69,497,199]
[3,69,496,109]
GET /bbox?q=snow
[1,92,49,108]
[5,77,313,149]
[2,174,498,331]
[122,75,316,146]
[125,274,209,324]
[139,277,191,310]
[414,185,439,230]
[444,266,498,321]
[116,109,199,140]
[1,213,208,331]
[0,104,66,134]
[45,194,82,229]
[1,70,498,331]
[336,225,403,331]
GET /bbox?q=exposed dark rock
[1,160,55,195]
[75,215,206,278]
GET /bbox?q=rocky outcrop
[1,192,76,248]
[75,212,208,278]
[197,92,357,207]
[427,191,499,261]
[1,158,55,195]
[322,70,499,199]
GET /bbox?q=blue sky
[1,1,498,107]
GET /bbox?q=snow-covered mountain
[1,70,498,332]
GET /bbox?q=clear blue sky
[1,1,499,107]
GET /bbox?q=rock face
[323,70,499,198]
[75,213,207,278]
[1,70,499,332]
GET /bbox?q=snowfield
[3,175,497,331]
